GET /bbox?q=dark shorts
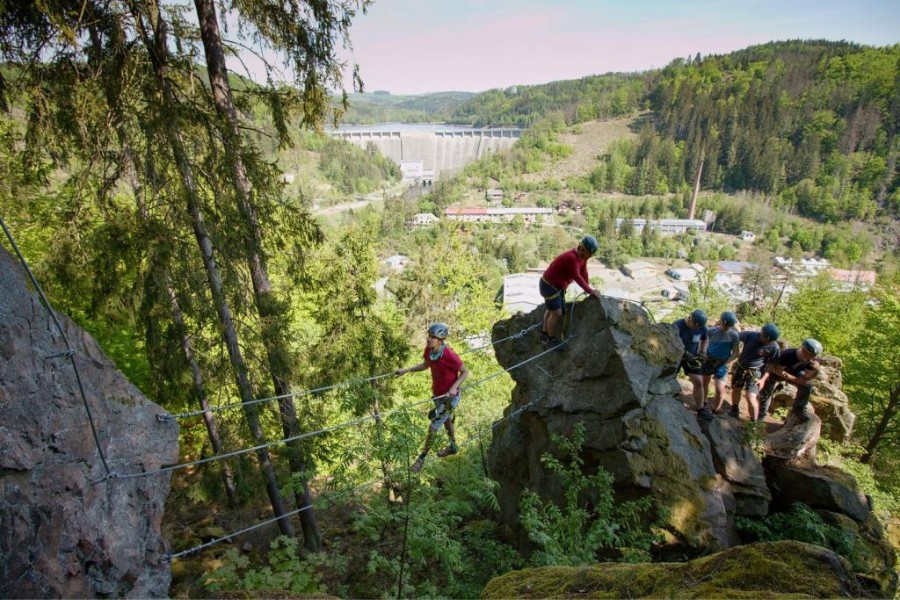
[539,278,563,311]
[701,358,728,379]
[732,364,763,393]
[681,354,703,376]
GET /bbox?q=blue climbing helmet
[690,309,708,327]
[427,323,449,340]
[802,338,823,356]
[761,323,780,342]
[720,311,738,327]
[580,235,598,255]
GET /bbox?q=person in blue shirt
[730,323,781,421]
[701,311,741,415]
[757,338,822,422]
[675,309,710,420]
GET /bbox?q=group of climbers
[677,309,823,423]
[396,235,824,473]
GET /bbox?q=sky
[325,0,900,95]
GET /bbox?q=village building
[614,218,707,235]
[621,261,658,279]
[829,268,877,290]
[445,206,554,224]
[665,267,698,282]
[409,213,439,227]
[715,261,755,284]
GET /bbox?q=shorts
[701,357,728,379]
[681,353,703,376]
[732,364,763,393]
[539,278,563,311]
[428,393,460,431]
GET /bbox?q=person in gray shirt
[702,311,741,415]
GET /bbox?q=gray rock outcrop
[487,297,755,551]
[0,245,179,597]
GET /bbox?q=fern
[519,423,660,567]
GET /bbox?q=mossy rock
[482,541,872,598]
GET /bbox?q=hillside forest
[0,1,897,594]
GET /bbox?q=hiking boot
[540,330,550,344]
[410,456,425,473]
[791,405,810,423]
[729,407,740,419]
[697,407,714,422]
[437,443,458,458]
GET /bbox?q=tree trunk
[93,26,238,506]
[134,0,293,536]
[861,381,900,464]
[193,0,321,551]
[166,279,238,505]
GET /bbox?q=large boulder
[699,417,770,517]
[482,540,869,598]
[764,460,871,523]
[0,245,178,597]
[487,298,737,552]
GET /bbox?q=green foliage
[735,503,861,569]
[316,135,399,194]
[686,263,732,319]
[519,423,658,567]
[203,536,326,595]
[338,91,475,124]
[452,73,647,128]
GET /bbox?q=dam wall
[331,126,521,179]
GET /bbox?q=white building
[665,267,698,282]
[615,218,707,235]
[773,256,831,277]
[622,261,658,279]
[501,272,543,313]
[410,213,439,227]
[445,207,554,224]
[741,230,756,242]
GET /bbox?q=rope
[158,305,575,560]
[159,373,396,422]
[106,396,436,481]
[163,476,384,562]
[0,216,111,475]
[158,322,542,423]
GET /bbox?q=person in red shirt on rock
[395,323,469,473]
[539,236,603,347]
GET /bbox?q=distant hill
[337,91,475,124]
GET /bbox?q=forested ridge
[1,14,899,597]
[453,40,899,222]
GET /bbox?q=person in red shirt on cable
[539,236,603,347]
[395,323,469,473]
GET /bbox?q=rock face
[487,298,758,551]
[0,246,179,597]
[482,540,869,599]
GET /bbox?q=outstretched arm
[395,361,427,376]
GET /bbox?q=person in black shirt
[757,338,822,422]
[730,323,781,421]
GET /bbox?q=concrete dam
[330,124,522,182]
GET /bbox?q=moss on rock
[482,541,868,598]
